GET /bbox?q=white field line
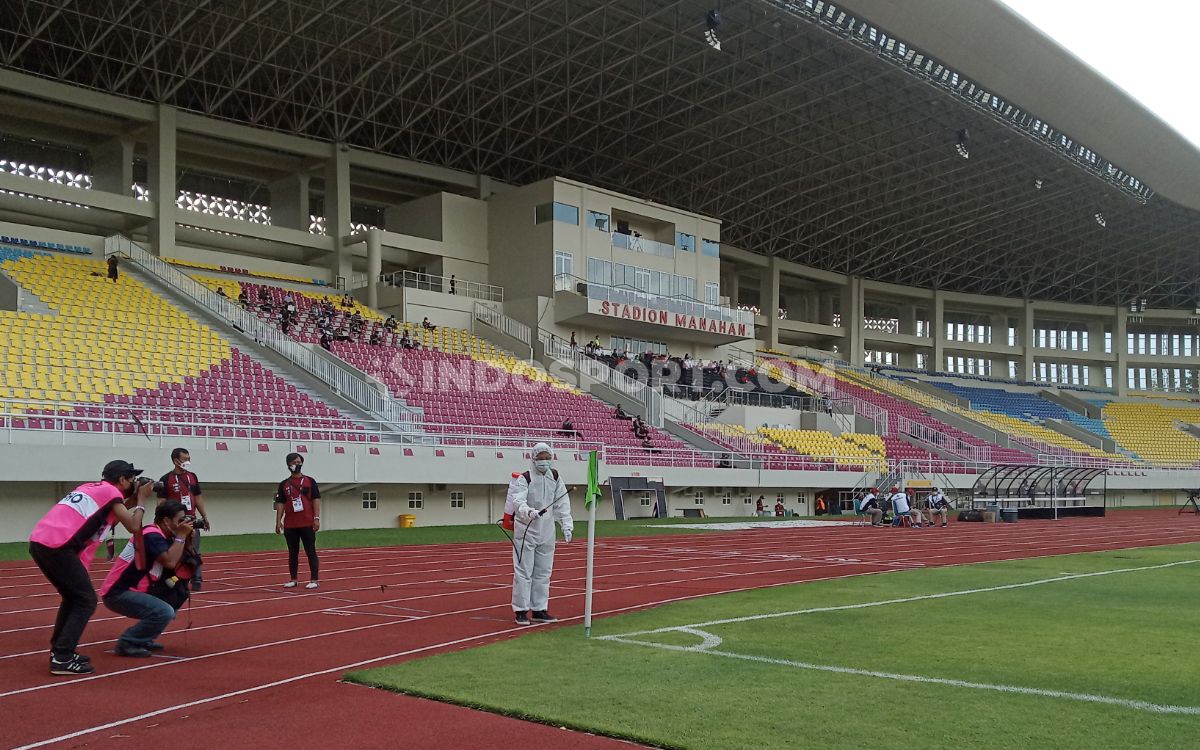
[601,559,1200,639]
[602,634,1200,716]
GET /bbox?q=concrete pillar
[818,291,836,327]
[1114,307,1128,396]
[270,173,310,231]
[989,312,1008,347]
[325,143,353,286]
[149,106,177,258]
[1020,301,1036,382]
[932,290,945,372]
[366,228,383,310]
[845,276,865,366]
[90,136,134,196]
[898,304,917,336]
[759,257,780,349]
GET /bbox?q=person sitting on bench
[559,418,582,441]
[613,404,632,420]
[889,486,924,528]
[859,487,883,526]
[927,487,951,528]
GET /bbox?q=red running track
[1,509,1197,750]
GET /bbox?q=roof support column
[844,276,864,367]
[760,257,780,350]
[1114,307,1128,396]
[149,105,177,258]
[325,143,353,287]
[270,173,311,231]
[366,228,382,310]
[1020,300,1035,382]
[90,135,135,197]
[932,290,945,373]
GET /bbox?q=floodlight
[955,128,970,159]
[704,8,722,50]
[1094,212,1106,228]
[1033,178,1043,190]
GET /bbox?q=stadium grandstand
[2,0,1200,746]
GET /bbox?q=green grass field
[0,515,805,561]
[347,543,1200,750]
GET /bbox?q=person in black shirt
[106,255,119,283]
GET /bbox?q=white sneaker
[283,581,297,588]
[305,581,319,590]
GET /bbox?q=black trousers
[29,542,97,658]
[283,527,319,581]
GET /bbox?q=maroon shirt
[157,470,202,512]
[275,476,321,529]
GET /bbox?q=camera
[182,515,195,525]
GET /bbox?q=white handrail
[473,302,531,345]
[892,413,992,463]
[540,335,664,426]
[762,356,889,435]
[106,235,423,431]
[382,270,504,302]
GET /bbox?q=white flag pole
[583,496,597,637]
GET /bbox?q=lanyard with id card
[287,479,306,513]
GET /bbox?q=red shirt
[275,475,321,529]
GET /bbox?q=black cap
[101,460,143,481]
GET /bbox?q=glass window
[705,282,720,305]
[535,202,579,225]
[676,232,695,252]
[701,239,720,258]
[586,210,610,232]
[554,250,572,278]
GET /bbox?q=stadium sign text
[597,300,748,337]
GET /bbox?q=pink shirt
[98,525,166,597]
[29,481,125,568]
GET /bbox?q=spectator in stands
[822,393,833,416]
[640,436,657,453]
[216,287,227,298]
[274,453,321,589]
[613,404,632,420]
[774,500,785,517]
[399,331,413,349]
[449,274,456,295]
[258,287,270,304]
[156,448,208,591]
[859,487,884,526]
[106,254,119,283]
[927,488,952,528]
[237,288,249,307]
[631,416,649,440]
[28,460,154,675]
[369,329,383,346]
[559,418,582,441]
[99,500,194,658]
[350,312,364,334]
[335,326,352,342]
[422,317,436,331]
[384,314,398,332]
[284,293,296,314]
[319,329,332,351]
[889,486,924,528]
[569,331,577,348]
[341,294,354,307]
[717,453,732,468]
[755,496,765,516]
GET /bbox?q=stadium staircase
[111,241,412,438]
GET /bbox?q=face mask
[290,464,303,474]
[533,459,552,474]
[180,461,191,470]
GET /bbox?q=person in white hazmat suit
[507,443,574,626]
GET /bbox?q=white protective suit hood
[510,443,573,545]
[531,441,553,475]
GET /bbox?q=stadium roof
[3,0,1199,309]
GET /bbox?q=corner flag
[583,449,600,636]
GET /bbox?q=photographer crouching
[98,500,196,657]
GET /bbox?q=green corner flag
[585,449,601,509]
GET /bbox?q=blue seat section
[0,235,92,255]
[0,247,48,263]
[929,381,1112,439]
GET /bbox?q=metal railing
[381,270,503,302]
[611,231,675,259]
[473,302,531,346]
[761,356,889,435]
[106,235,423,431]
[540,335,664,426]
[892,413,992,463]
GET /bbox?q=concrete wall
[487,180,556,303]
